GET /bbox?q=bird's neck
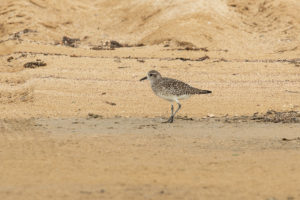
[150,77,161,85]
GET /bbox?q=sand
[1,0,300,199]
[1,118,300,200]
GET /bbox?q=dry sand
[1,0,300,199]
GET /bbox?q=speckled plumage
[151,77,210,97]
[140,70,212,123]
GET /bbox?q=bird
[140,70,212,123]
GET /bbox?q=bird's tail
[194,89,212,94]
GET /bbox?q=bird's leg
[172,102,182,120]
[163,102,181,123]
[163,104,174,123]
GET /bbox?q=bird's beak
[140,76,147,81]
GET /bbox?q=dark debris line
[62,36,80,48]
[23,59,47,68]
[6,51,300,66]
[213,58,300,66]
[282,137,300,141]
[251,110,300,123]
[220,110,300,123]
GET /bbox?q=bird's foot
[162,117,174,123]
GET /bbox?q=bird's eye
[149,74,153,76]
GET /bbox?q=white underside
[156,94,191,102]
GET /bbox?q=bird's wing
[159,78,198,96]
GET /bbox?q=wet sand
[1,118,300,200]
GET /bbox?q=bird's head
[140,70,162,82]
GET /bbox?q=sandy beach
[1,0,300,199]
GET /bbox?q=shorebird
[140,70,212,123]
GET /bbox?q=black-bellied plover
[140,70,212,123]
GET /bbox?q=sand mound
[1,0,299,55]
[140,0,300,54]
